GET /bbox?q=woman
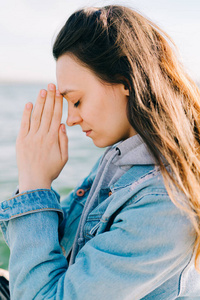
[0,5,200,299]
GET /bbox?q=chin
[92,137,121,148]
[92,140,108,148]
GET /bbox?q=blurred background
[0,0,200,269]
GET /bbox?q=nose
[66,104,82,126]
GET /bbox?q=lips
[85,130,92,136]
[83,129,92,136]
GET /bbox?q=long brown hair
[53,5,200,269]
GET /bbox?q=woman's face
[56,54,136,148]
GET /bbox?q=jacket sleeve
[0,188,196,300]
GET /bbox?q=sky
[1,0,200,83]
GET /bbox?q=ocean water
[0,82,103,269]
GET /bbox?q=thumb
[59,124,68,164]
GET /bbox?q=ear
[123,83,130,96]
[119,75,130,96]
[120,82,130,96]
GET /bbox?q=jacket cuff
[0,189,64,223]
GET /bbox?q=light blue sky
[1,0,200,83]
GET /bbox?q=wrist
[18,179,51,194]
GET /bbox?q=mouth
[83,130,92,136]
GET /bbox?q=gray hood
[105,134,156,168]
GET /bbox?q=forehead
[56,54,94,89]
[56,54,86,75]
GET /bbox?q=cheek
[82,102,102,123]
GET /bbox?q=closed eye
[74,100,80,108]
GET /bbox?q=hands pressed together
[16,84,68,193]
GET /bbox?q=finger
[59,124,68,163]
[18,102,33,138]
[29,89,46,133]
[39,83,56,132]
[0,269,9,281]
[49,90,63,133]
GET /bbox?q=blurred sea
[0,82,103,269]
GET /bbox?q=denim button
[76,189,85,197]
[108,191,112,196]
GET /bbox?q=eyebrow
[60,89,78,96]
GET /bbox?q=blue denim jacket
[0,145,200,299]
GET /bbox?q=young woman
[1,5,200,299]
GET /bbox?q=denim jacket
[0,138,200,299]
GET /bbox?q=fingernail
[56,90,61,96]
[62,124,66,133]
[26,103,32,110]
[40,90,46,97]
[49,84,55,91]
